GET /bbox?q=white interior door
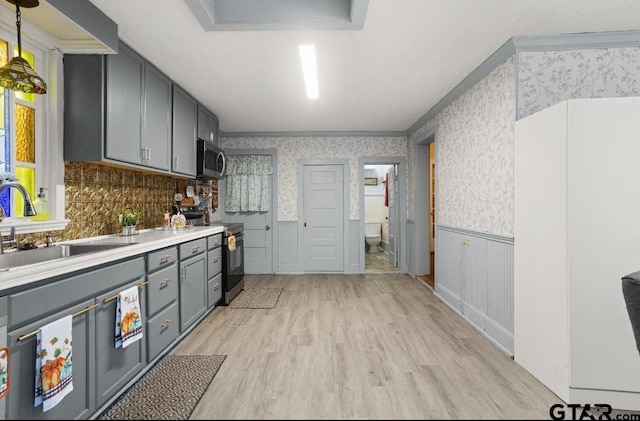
[303,164,344,272]
[387,166,398,267]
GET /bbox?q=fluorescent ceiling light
[299,44,318,99]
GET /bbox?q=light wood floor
[172,273,560,419]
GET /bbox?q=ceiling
[60,1,640,133]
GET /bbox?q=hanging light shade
[0,0,46,94]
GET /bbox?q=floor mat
[97,354,226,420]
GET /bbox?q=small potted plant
[119,208,141,236]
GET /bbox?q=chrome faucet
[0,181,37,220]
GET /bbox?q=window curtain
[224,155,272,212]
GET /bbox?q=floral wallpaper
[221,136,407,220]
[518,47,640,119]
[409,56,516,236]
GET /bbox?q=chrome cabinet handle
[213,283,220,290]
[160,278,172,287]
[192,246,200,253]
[213,256,219,263]
[181,266,187,281]
[159,254,172,264]
[161,319,173,329]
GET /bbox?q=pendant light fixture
[0,0,46,94]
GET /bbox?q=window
[0,35,43,218]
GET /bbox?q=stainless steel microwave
[196,138,226,179]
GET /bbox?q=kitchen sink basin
[0,242,136,271]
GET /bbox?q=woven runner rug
[98,354,226,420]
[230,287,282,309]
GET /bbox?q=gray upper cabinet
[64,41,173,172]
[142,64,172,170]
[172,85,198,177]
[105,42,144,165]
[197,104,219,145]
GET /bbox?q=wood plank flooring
[172,273,560,419]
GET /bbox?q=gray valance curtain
[224,155,272,212]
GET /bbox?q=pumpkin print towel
[115,285,143,349]
[34,315,73,412]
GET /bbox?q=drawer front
[208,273,222,308]
[146,263,179,316]
[207,247,222,280]
[146,301,179,362]
[207,233,222,250]
[8,257,144,330]
[179,238,206,260]
[147,246,178,273]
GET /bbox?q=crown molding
[406,30,640,137]
[221,131,407,139]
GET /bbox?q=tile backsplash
[20,162,178,246]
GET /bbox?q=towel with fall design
[34,315,73,412]
[115,285,143,348]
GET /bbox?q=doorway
[360,157,407,274]
[363,164,398,272]
[415,132,436,288]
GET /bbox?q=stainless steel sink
[0,243,135,271]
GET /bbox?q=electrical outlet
[464,237,471,245]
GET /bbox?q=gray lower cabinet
[179,239,207,332]
[95,278,147,408]
[6,298,96,420]
[145,246,180,362]
[207,233,223,308]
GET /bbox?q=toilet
[365,222,382,253]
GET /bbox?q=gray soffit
[406,30,640,137]
[44,0,118,53]
[185,0,369,31]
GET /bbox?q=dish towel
[34,315,73,412]
[115,285,143,349]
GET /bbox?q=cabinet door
[197,104,211,141]
[143,64,172,171]
[172,85,197,177]
[106,42,144,165]
[179,255,206,332]
[6,299,96,420]
[95,279,147,408]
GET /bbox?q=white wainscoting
[435,225,514,355]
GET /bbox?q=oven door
[224,232,244,291]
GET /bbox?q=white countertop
[0,225,224,293]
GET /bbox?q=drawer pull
[213,283,220,290]
[182,266,187,281]
[192,246,200,253]
[159,254,172,264]
[160,278,173,287]
[161,319,173,328]
[213,257,219,263]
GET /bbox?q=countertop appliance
[196,138,226,180]
[220,222,244,305]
